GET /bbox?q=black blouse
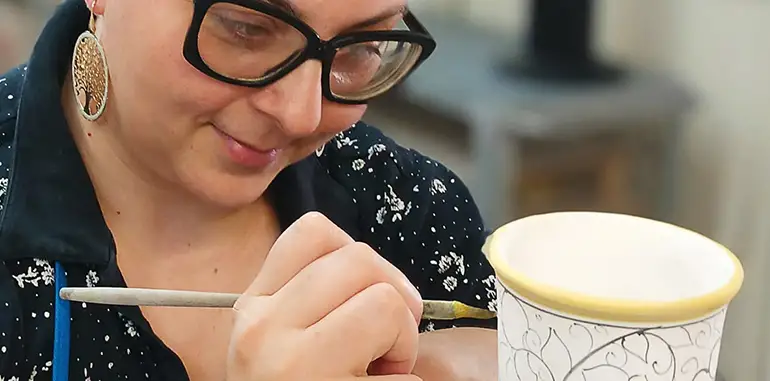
[0,1,497,380]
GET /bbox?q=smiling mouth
[211,124,280,169]
[212,124,275,153]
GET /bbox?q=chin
[204,178,275,210]
[179,165,283,210]
[173,142,319,209]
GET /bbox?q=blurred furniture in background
[376,17,693,229]
[513,129,666,219]
[499,0,622,83]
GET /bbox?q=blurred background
[1,1,768,380]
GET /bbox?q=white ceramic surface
[486,212,744,381]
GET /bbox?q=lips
[212,124,280,169]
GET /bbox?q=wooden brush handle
[59,287,496,320]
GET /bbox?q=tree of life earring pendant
[71,16,109,121]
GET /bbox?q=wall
[427,1,770,380]
[663,3,770,381]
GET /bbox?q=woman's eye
[346,44,382,61]
[214,15,271,40]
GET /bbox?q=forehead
[283,0,407,13]
[274,0,408,31]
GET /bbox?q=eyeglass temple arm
[404,10,432,37]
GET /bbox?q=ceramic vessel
[484,212,744,381]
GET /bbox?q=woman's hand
[226,212,424,381]
[413,328,498,381]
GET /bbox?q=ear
[86,0,107,16]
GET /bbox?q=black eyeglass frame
[182,0,437,104]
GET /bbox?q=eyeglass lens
[197,3,424,101]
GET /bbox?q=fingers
[234,212,423,380]
[307,283,420,376]
[242,212,355,298]
[274,242,423,327]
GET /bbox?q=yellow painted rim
[485,213,745,323]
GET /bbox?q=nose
[248,61,323,138]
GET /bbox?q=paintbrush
[59,287,496,321]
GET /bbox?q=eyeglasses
[182,0,436,104]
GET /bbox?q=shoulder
[0,64,25,125]
[316,121,480,235]
[316,121,467,199]
[316,122,497,328]
[315,121,489,271]
[0,66,36,375]
[314,121,410,184]
[0,65,23,216]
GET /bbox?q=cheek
[128,44,238,125]
[102,1,241,126]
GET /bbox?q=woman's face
[92,0,405,208]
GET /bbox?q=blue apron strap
[52,261,70,381]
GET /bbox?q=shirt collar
[0,0,359,266]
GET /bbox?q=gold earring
[71,4,109,121]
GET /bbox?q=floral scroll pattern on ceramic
[496,282,726,381]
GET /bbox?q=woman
[0,0,498,380]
